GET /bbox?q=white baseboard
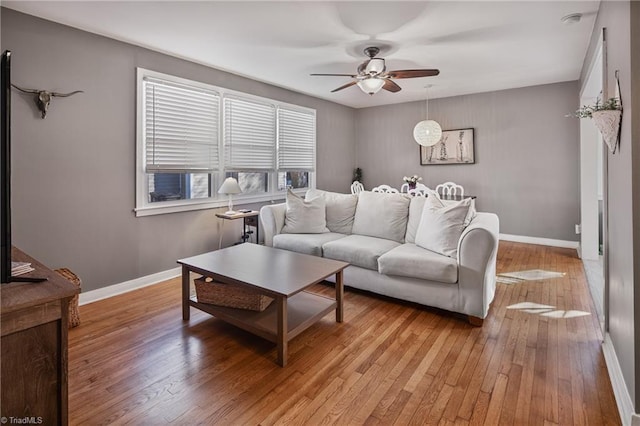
[499,233,579,250]
[603,333,637,426]
[79,267,181,306]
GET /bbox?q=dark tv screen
[1,50,11,284]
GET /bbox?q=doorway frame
[579,28,609,333]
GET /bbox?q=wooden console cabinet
[1,248,79,426]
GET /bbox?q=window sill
[134,190,305,217]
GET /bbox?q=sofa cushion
[415,194,473,258]
[378,243,458,284]
[407,195,475,243]
[322,235,400,270]
[281,190,329,234]
[351,191,410,243]
[442,198,477,226]
[306,189,358,234]
[273,232,347,257]
[405,196,427,244]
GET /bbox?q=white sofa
[260,190,499,325]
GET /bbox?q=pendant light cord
[426,94,429,119]
[425,85,430,120]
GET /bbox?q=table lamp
[218,177,242,214]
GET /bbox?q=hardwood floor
[68,242,621,425]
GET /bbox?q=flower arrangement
[403,175,422,184]
[573,97,621,118]
[353,167,363,182]
[572,96,622,154]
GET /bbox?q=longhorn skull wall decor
[11,84,83,119]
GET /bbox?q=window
[136,68,316,216]
[277,106,315,192]
[226,172,269,195]
[139,71,219,212]
[143,76,220,174]
[224,96,276,171]
[278,107,315,172]
[149,173,211,202]
[278,171,310,191]
[223,96,276,196]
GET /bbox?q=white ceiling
[3,1,599,109]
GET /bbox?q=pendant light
[413,85,442,146]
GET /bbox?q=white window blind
[278,107,316,171]
[144,77,219,173]
[224,96,276,171]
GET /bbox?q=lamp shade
[413,120,443,146]
[218,177,242,195]
[357,78,385,95]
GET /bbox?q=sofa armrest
[457,212,500,318]
[260,203,286,247]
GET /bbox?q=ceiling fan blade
[384,69,440,79]
[331,81,358,93]
[310,73,358,78]
[382,79,402,93]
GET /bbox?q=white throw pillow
[405,196,428,243]
[351,191,410,243]
[440,197,476,226]
[415,192,472,258]
[465,198,477,226]
[306,189,358,234]
[281,190,329,234]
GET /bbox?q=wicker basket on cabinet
[54,267,81,328]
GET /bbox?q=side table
[215,210,260,249]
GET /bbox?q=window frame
[135,68,316,217]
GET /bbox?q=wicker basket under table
[194,276,273,312]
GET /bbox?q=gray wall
[355,82,581,241]
[1,9,356,292]
[581,0,637,412]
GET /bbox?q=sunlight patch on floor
[496,269,566,285]
[540,310,591,319]
[507,301,590,319]
[508,302,555,310]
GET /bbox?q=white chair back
[371,185,399,194]
[435,181,464,197]
[351,181,364,194]
[407,188,428,197]
[407,184,435,197]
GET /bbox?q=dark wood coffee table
[178,244,348,366]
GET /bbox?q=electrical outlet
[575,224,581,234]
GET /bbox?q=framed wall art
[420,128,475,165]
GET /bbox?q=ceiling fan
[310,46,440,95]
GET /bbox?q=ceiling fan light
[365,58,385,75]
[357,77,385,95]
[413,120,442,146]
